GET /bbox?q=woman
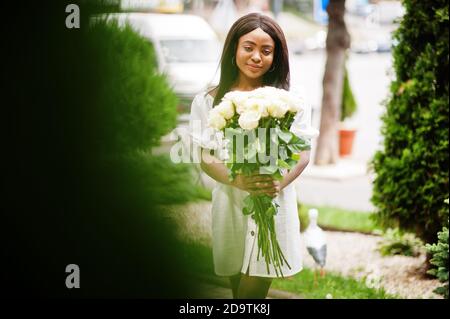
[189,13,318,299]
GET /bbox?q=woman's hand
[233,174,281,198]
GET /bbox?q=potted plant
[339,62,358,157]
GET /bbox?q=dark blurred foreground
[2,1,199,298]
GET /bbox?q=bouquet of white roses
[207,86,311,277]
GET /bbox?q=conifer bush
[426,222,449,298]
[371,0,449,244]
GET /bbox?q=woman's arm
[199,148,234,186]
[279,150,311,190]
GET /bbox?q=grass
[179,242,396,299]
[272,269,395,299]
[192,185,212,201]
[298,203,381,234]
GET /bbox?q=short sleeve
[188,92,223,150]
[288,88,319,142]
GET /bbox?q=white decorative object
[304,208,327,285]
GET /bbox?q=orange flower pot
[339,129,356,157]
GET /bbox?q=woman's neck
[232,75,263,91]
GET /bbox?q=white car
[365,1,405,25]
[101,12,221,113]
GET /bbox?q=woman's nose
[251,52,261,63]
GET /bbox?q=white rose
[281,91,304,113]
[208,109,226,130]
[267,98,289,118]
[224,91,249,108]
[215,99,235,119]
[242,98,269,117]
[217,147,230,161]
[238,111,261,130]
[257,99,270,118]
[235,102,246,115]
[287,98,302,113]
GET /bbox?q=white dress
[189,91,319,278]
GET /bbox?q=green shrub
[85,18,178,154]
[371,0,449,244]
[377,228,424,257]
[120,151,212,205]
[81,18,212,205]
[426,223,449,298]
[341,63,357,122]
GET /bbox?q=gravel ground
[165,201,443,299]
[300,231,443,299]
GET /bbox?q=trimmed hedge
[371,0,449,244]
[84,18,177,154]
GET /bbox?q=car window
[160,39,220,63]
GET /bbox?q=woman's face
[235,27,275,81]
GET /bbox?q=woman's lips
[247,64,263,71]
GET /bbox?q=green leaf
[287,144,301,153]
[243,195,255,214]
[291,153,300,161]
[272,169,283,181]
[245,146,257,161]
[290,134,302,144]
[259,165,278,174]
[260,195,273,206]
[231,163,243,171]
[288,142,310,153]
[286,158,297,168]
[279,145,288,160]
[277,158,291,169]
[225,127,243,136]
[278,130,293,144]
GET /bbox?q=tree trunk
[314,0,350,165]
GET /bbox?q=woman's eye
[244,46,252,52]
[263,50,272,56]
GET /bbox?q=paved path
[191,282,233,299]
[296,159,376,212]
[188,274,303,299]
